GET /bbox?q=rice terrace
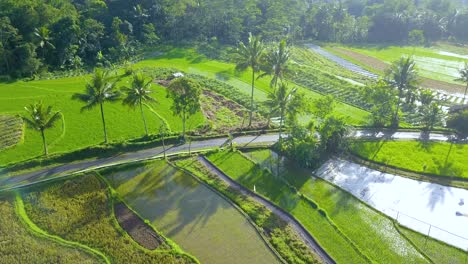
[1,1,468,263]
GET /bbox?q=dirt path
[197,155,336,264]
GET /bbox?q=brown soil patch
[332,47,467,94]
[155,79,170,87]
[201,90,266,132]
[114,203,166,250]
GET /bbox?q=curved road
[0,130,460,192]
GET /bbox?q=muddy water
[105,161,280,264]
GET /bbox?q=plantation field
[22,174,196,264]
[0,115,23,150]
[244,150,468,263]
[206,151,369,263]
[327,45,467,86]
[0,47,370,166]
[139,48,370,125]
[0,194,99,263]
[103,160,281,264]
[350,140,468,178]
[0,75,205,166]
[209,149,468,263]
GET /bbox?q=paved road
[0,134,279,191]
[198,156,336,264]
[1,130,462,192]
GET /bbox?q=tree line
[2,0,468,78]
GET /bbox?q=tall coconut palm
[455,62,468,102]
[21,102,61,156]
[72,68,120,143]
[122,72,156,136]
[258,39,291,89]
[385,56,419,126]
[34,27,55,59]
[235,33,265,127]
[265,83,298,146]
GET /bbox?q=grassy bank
[350,140,468,179]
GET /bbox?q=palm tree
[258,39,291,89]
[265,82,298,146]
[122,72,156,136]
[455,62,468,102]
[34,27,55,59]
[235,33,265,127]
[21,102,61,156]
[72,68,120,143]
[385,56,419,126]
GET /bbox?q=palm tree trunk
[393,90,402,127]
[279,108,284,147]
[41,129,48,156]
[249,69,255,127]
[182,111,186,138]
[100,103,108,143]
[140,100,148,136]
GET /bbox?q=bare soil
[201,90,266,133]
[114,203,166,250]
[332,47,467,95]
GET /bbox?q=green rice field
[102,160,281,264]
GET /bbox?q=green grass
[0,75,205,166]
[209,150,439,264]
[139,48,370,126]
[350,140,468,178]
[246,149,467,263]
[102,160,281,264]
[206,150,370,264]
[398,226,468,264]
[0,194,100,263]
[173,156,321,264]
[0,46,370,166]
[22,174,196,264]
[330,44,466,84]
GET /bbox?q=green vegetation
[22,174,197,264]
[0,194,99,263]
[174,157,321,264]
[102,160,281,264]
[21,101,62,156]
[332,45,467,84]
[207,150,444,264]
[244,149,467,263]
[167,77,202,137]
[206,150,369,263]
[399,227,468,264]
[0,73,205,165]
[121,72,157,136]
[350,140,468,178]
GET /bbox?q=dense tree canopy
[1,0,468,77]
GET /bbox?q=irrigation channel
[104,160,282,264]
[306,43,467,104]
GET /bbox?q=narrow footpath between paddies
[197,155,335,264]
[316,158,468,250]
